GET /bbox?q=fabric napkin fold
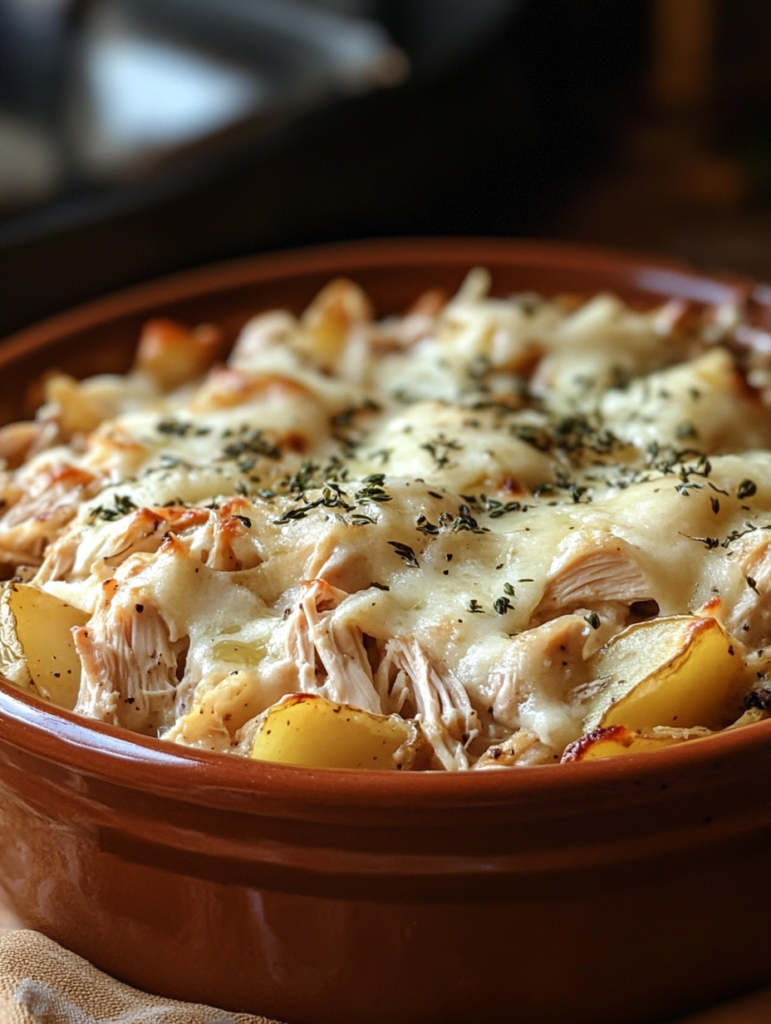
[0,930,282,1024]
[1,928,771,1024]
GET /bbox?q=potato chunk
[134,319,224,390]
[583,616,747,733]
[251,694,424,770]
[0,583,87,709]
[562,725,685,762]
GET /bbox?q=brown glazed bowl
[2,239,771,1024]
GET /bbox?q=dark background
[0,0,770,337]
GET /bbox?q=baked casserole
[2,271,771,769]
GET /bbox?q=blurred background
[0,0,770,336]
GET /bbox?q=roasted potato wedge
[583,615,747,733]
[562,725,686,762]
[564,706,768,763]
[134,319,224,390]
[251,694,427,770]
[0,583,87,709]
[297,279,372,368]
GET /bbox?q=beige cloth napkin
[1,928,771,1024]
[0,930,284,1024]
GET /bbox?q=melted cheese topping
[3,271,771,768]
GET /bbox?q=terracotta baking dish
[2,239,771,1024]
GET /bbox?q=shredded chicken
[725,533,771,647]
[282,580,382,713]
[375,637,478,770]
[535,534,653,620]
[0,464,100,568]
[73,565,181,733]
[484,615,595,756]
[0,421,58,470]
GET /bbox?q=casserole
[1,239,771,1023]
[3,245,771,769]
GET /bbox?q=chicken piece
[0,464,100,569]
[191,366,316,416]
[282,579,382,713]
[43,375,105,436]
[534,533,653,621]
[36,505,210,584]
[484,614,595,755]
[303,525,377,594]
[186,500,262,572]
[43,372,160,439]
[375,637,478,771]
[0,421,58,470]
[229,311,299,369]
[724,532,771,647]
[84,428,151,479]
[599,348,771,453]
[73,572,181,734]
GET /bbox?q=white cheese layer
[2,274,770,767]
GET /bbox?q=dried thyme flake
[420,433,463,469]
[89,494,138,522]
[350,513,376,526]
[387,541,420,568]
[416,515,440,535]
[156,418,192,437]
[221,430,280,462]
[354,476,392,503]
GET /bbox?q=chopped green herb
[387,541,419,568]
[675,422,698,440]
[420,433,463,469]
[350,513,376,526]
[156,419,191,437]
[416,515,440,535]
[355,478,392,503]
[89,494,138,522]
[221,430,280,461]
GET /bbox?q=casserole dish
[1,239,771,1024]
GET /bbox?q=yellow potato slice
[251,694,422,770]
[562,725,685,762]
[584,616,747,733]
[0,583,88,709]
[565,705,767,764]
